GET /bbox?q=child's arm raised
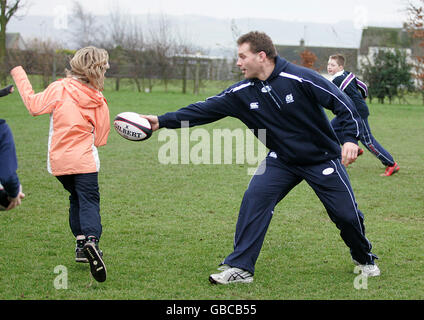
[10,66,60,116]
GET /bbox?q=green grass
[0,83,423,300]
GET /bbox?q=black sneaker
[75,236,88,263]
[83,236,107,282]
[75,236,103,263]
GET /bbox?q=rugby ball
[114,112,152,141]
[0,187,10,211]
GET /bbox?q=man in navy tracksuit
[1,85,25,210]
[328,54,399,176]
[142,31,380,284]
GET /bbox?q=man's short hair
[237,31,277,60]
[329,54,345,67]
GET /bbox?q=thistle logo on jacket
[285,94,294,104]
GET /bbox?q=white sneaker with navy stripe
[209,266,253,284]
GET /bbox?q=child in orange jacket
[11,46,110,282]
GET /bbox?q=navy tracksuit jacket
[331,71,395,166]
[0,85,20,200]
[0,119,20,199]
[159,57,377,273]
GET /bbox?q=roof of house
[6,33,26,50]
[359,26,415,55]
[275,41,358,73]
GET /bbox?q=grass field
[0,79,423,301]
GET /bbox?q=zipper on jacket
[260,81,283,110]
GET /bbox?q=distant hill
[7,14,401,57]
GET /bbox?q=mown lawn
[0,81,423,302]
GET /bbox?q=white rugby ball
[114,112,153,141]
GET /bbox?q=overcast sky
[23,0,410,25]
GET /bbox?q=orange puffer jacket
[11,66,110,176]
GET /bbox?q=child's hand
[6,185,25,211]
[5,85,13,94]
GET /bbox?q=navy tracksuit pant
[332,116,395,167]
[56,172,102,240]
[223,152,376,275]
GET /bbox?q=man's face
[327,58,343,76]
[237,42,262,79]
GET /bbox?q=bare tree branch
[67,0,104,48]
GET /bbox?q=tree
[25,38,63,88]
[0,0,24,84]
[361,49,413,104]
[68,1,104,48]
[230,19,241,41]
[122,18,147,93]
[174,29,201,94]
[299,49,318,70]
[148,14,176,93]
[405,0,424,103]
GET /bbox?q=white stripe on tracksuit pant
[331,116,395,167]
[223,152,377,275]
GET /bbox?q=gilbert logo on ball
[114,112,152,141]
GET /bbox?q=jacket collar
[253,56,289,83]
[331,70,345,80]
[267,56,289,81]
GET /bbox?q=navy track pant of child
[223,152,377,275]
[332,117,395,167]
[56,172,102,240]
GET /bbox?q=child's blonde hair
[67,46,109,91]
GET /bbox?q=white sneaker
[217,264,231,271]
[353,259,381,277]
[209,267,253,284]
[358,264,381,277]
